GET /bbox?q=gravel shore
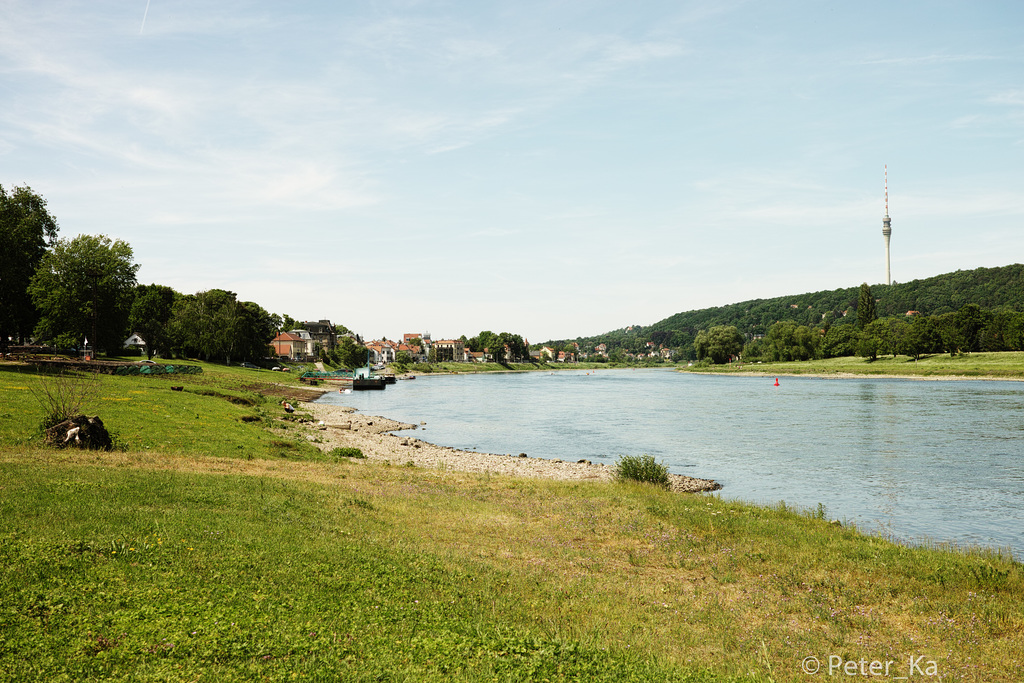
[293,400,721,493]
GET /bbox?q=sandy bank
[291,400,721,493]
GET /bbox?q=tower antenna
[882,165,892,286]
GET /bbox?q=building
[123,333,146,351]
[272,332,307,360]
[302,320,338,355]
[432,339,465,362]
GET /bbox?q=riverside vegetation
[679,351,1024,380]
[1,360,1022,681]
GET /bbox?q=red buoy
[774,378,780,386]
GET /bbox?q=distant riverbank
[677,351,1024,381]
[391,360,661,375]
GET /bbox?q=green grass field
[1,359,1022,681]
[682,352,1024,380]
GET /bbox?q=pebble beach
[295,400,721,493]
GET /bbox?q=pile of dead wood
[44,415,113,451]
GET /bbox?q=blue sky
[2,2,1022,342]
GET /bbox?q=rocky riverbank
[294,401,721,493]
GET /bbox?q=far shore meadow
[2,353,1023,681]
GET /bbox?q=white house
[123,333,146,350]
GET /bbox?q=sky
[2,2,1023,343]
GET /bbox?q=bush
[614,454,669,488]
[30,370,101,432]
[329,447,365,459]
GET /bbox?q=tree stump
[44,415,114,451]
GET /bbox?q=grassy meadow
[1,359,1022,681]
[682,352,1024,380]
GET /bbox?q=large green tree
[694,325,745,364]
[821,324,858,358]
[28,234,138,352]
[335,335,369,369]
[863,317,910,358]
[857,283,876,330]
[904,315,944,359]
[490,332,529,364]
[168,289,275,364]
[128,284,178,359]
[762,321,820,362]
[0,184,59,347]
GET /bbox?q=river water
[316,369,1024,557]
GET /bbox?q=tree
[821,324,858,358]
[863,317,910,358]
[0,184,59,348]
[232,300,278,362]
[169,289,276,364]
[934,311,962,356]
[857,332,879,360]
[279,314,298,332]
[169,289,235,361]
[468,330,499,354]
[499,332,529,362]
[761,321,819,362]
[335,336,369,369]
[694,325,745,364]
[128,284,178,359]
[979,310,1016,352]
[29,234,138,353]
[857,283,876,330]
[904,315,943,360]
[953,303,990,353]
[741,337,766,361]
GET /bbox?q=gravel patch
[294,401,720,493]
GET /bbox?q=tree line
[694,283,1024,364]
[543,264,1024,360]
[2,185,284,363]
[3,185,534,367]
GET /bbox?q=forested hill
[559,264,1024,355]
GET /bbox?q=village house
[123,332,146,352]
[302,320,338,355]
[364,340,397,365]
[272,331,308,360]
[432,339,466,362]
[288,329,315,359]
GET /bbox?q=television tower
[882,165,892,285]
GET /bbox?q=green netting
[113,364,202,376]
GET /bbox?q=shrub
[614,454,669,488]
[330,447,364,459]
[30,369,100,431]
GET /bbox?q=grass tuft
[329,446,365,459]
[614,454,670,488]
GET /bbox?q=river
[316,368,1024,558]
